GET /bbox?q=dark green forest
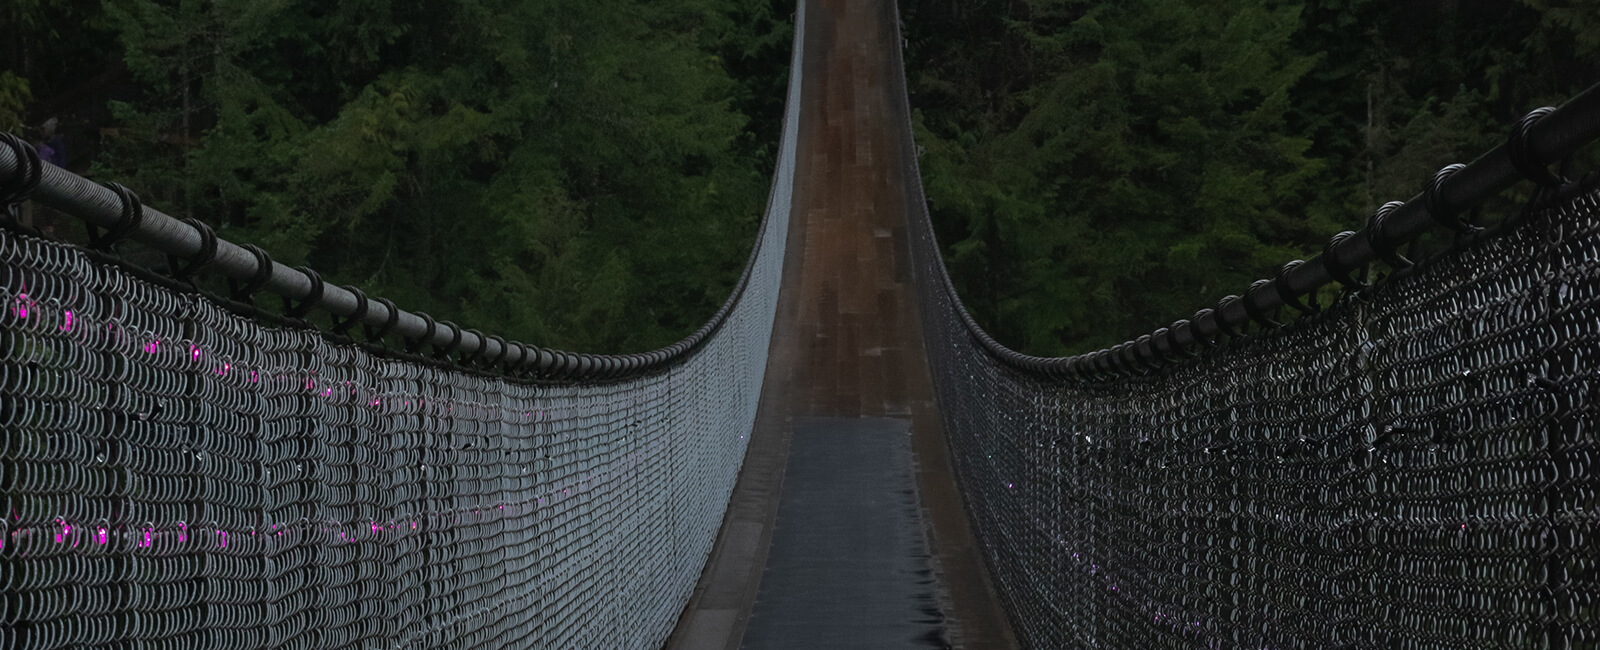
[5,0,1600,356]
[2,0,794,353]
[903,0,1600,355]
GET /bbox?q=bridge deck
[665,0,1017,647]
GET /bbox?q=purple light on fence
[191,345,201,361]
[250,371,259,383]
[177,522,187,543]
[60,311,73,332]
[220,362,230,376]
[144,341,159,354]
[141,529,152,548]
[55,521,68,543]
[14,294,27,319]
[217,531,227,548]
[96,527,107,545]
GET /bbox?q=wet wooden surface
[666,0,1017,647]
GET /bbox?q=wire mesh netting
[911,186,1600,648]
[883,10,1599,645]
[0,13,800,647]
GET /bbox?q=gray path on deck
[740,417,947,649]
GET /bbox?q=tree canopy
[904,0,1600,355]
[9,0,1600,357]
[4,0,793,353]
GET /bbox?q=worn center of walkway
[742,418,944,649]
[666,0,1017,648]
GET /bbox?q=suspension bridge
[2,0,1599,648]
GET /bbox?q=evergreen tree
[905,0,1600,355]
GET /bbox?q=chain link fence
[883,2,1598,647]
[0,5,802,648]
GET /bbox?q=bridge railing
[884,0,1600,646]
[0,4,804,648]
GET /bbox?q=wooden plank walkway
[665,0,1017,647]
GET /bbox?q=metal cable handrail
[0,102,790,383]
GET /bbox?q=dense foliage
[904,0,1600,355]
[3,0,793,353]
[10,0,1600,357]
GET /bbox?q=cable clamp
[404,312,437,355]
[228,244,275,303]
[167,218,219,283]
[330,286,369,336]
[364,297,401,345]
[1322,231,1366,289]
[282,267,325,320]
[1274,260,1318,314]
[1213,296,1245,338]
[1243,280,1282,329]
[1508,106,1565,188]
[432,321,463,360]
[1422,164,1482,234]
[0,134,41,225]
[90,182,145,251]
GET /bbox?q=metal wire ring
[1366,201,1412,269]
[228,244,275,302]
[89,182,145,251]
[405,312,437,354]
[0,134,42,210]
[1508,106,1565,188]
[1322,231,1366,289]
[1274,260,1318,313]
[459,328,488,364]
[364,297,401,344]
[1214,296,1245,338]
[433,321,463,360]
[1423,163,1482,234]
[1166,319,1201,357]
[1243,280,1282,329]
[487,334,510,368]
[330,286,369,335]
[167,218,219,282]
[1190,309,1220,347]
[283,267,324,319]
